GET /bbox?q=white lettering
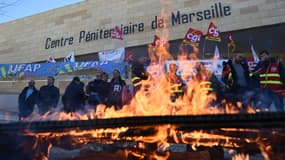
[9,65,18,73]
[17,64,25,72]
[114,85,121,92]
[187,33,201,42]
[209,27,219,37]
[33,64,41,72]
[24,64,32,72]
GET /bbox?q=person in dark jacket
[62,77,85,113]
[227,52,255,110]
[86,72,106,107]
[221,61,232,86]
[101,72,111,104]
[106,69,126,110]
[18,80,38,120]
[37,76,60,115]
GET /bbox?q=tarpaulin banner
[165,59,226,81]
[98,48,125,62]
[0,61,127,78]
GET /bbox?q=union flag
[205,22,221,42]
[125,51,133,63]
[227,33,236,52]
[153,35,167,47]
[183,28,203,47]
[112,26,123,40]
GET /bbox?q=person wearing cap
[253,50,285,112]
[18,80,38,120]
[62,77,85,113]
[37,76,60,115]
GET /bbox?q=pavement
[0,94,18,122]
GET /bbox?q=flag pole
[227,45,230,58]
[202,39,206,59]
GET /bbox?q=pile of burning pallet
[0,112,285,160]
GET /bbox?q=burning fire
[24,0,256,122]
[232,153,249,160]
[17,1,277,160]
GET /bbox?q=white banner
[98,48,125,62]
[165,59,226,80]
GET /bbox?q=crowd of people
[18,69,130,120]
[221,50,285,112]
[17,49,285,120]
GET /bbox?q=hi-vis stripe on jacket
[199,81,214,92]
[131,76,142,87]
[260,61,284,94]
[170,83,184,94]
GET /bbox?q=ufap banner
[0,61,127,78]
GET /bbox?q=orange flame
[19,1,269,160]
[232,153,250,160]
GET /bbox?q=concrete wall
[0,0,284,63]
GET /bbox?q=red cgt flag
[183,28,203,47]
[125,51,133,63]
[205,22,221,42]
[227,33,236,52]
[112,26,123,40]
[153,35,167,47]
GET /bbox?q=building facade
[0,0,285,63]
[0,0,285,118]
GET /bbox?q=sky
[0,0,84,23]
